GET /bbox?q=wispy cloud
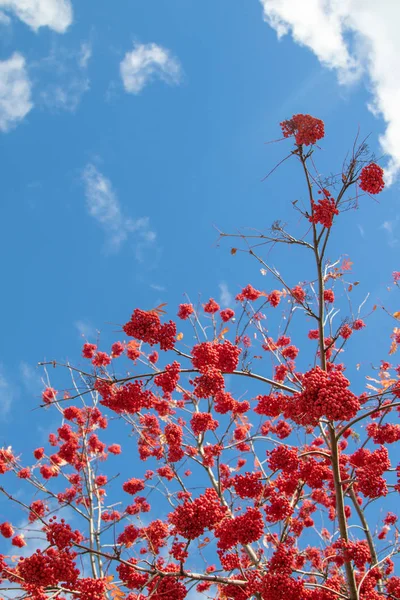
[82,163,157,256]
[0,10,10,24]
[20,361,43,394]
[381,216,399,247]
[260,0,400,183]
[74,319,97,340]
[0,53,33,132]
[120,42,182,94]
[0,365,15,419]
[79,41,92,69]
[36,43,90,113]
[0,0,73,33]
[150,283,166,292]
[219,282,233,308]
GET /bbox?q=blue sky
[0,0,400,569]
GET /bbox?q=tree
[0,114,398,600]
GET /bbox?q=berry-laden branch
[1,114,399,600]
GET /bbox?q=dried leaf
[341,257,353,271]
[176,332,184,341]
[151,303,167,315]
[393,311,400,320]
[348,284,353,292]
[389,340,398,355]
[366,384,379,391]
[231,248,237,255]
[353,281,360,286]
[218,327,229,340]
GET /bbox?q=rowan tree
[0,114,399,600]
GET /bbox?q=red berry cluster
[215,508,264,550]
[123,309,176,350]
[190,412,218,436]
[177,303,194,319]
[154,361,180,394]
[122,478,145,495]
[286,366,360,426]
[192,340,241,373]
[309,189,339,228]
[359,162,385,194]
[236,284,262,301]
[169,488,227,540]
[280,114,325,146]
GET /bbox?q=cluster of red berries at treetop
[169,488,227,539]
[280,113,325,146]
[236,284,263,301]
[177,302,194,319]
[285,365,360,426]
[309,188,339,228]
[123,308,176,350]
[359,162,385,194]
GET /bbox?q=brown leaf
[231,248,237,255]
[389,340,398,355]
[348,284,353,292]
[393,311,400,320]
[151,303,167,315]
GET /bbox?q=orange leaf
[218,327,229,340]
[389,340,398,355]
[176,332,184,341]
[393,311,400,320]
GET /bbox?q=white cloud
[82,164,157,255]
[0,53,33,132]
[0,366,14,418]
[120,42,182,94]
[260,0,400,183]
[219,282,233,308]
[0,0,73,33]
